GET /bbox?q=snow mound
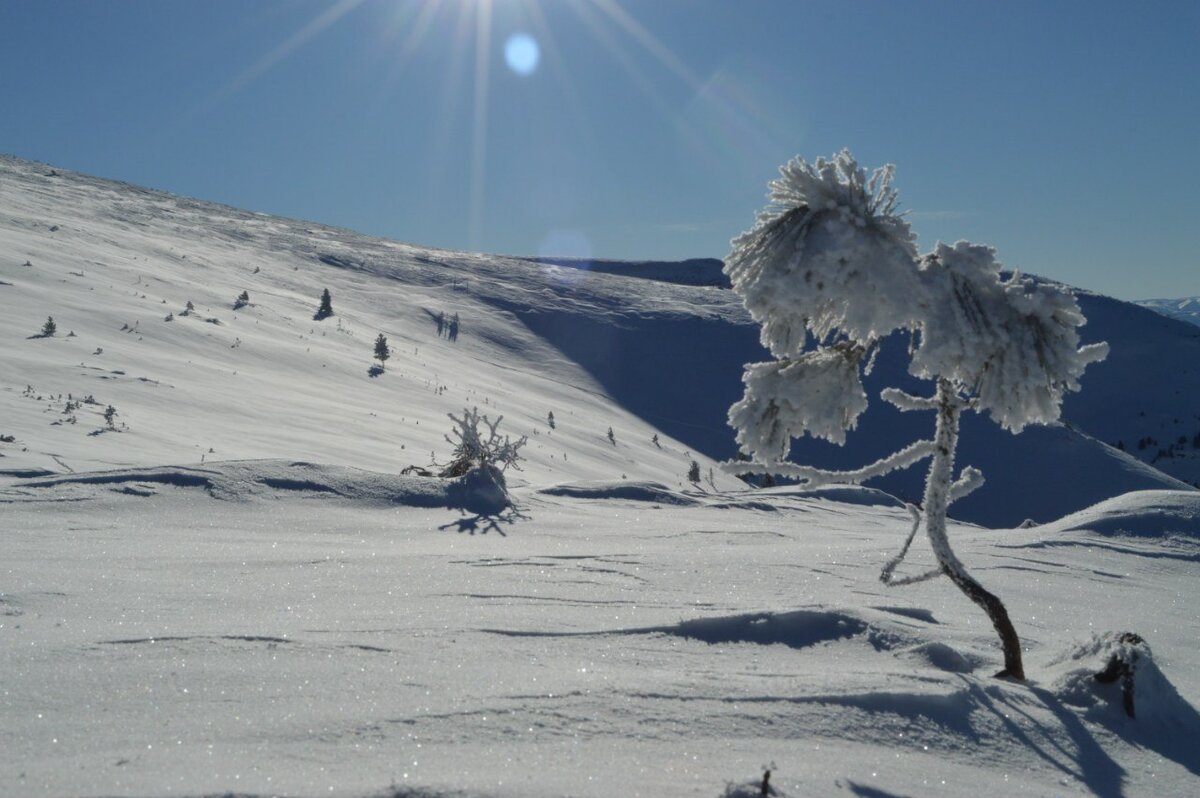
[1043,490,1200,538]
[538,480,701,505]
[1047,632,1200,738]
[895,640,984,674]
[5,459,513,513]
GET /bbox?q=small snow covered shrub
[437,407,527,479]
[724,151,1108,680]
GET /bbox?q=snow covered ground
[2,156,1200,796]
[4,468,1199,797]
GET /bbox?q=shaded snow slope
[520,256,729,287]
[0,154,1195,528]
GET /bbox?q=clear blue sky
[2,0,1197,299]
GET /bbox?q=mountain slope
[1,154,1195,527]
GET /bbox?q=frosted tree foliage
[725,151,1108,680]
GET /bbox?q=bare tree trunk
[923,379,1025,680]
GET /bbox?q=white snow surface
[2,156,1200,796]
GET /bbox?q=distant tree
[233,290,250,310]
[373,333,391,369]
[687,460,701,484]
[314,288,334,321]
[103,405,117,429]
[724,151,1108,680]
[547,411,556,429]
[607,426,616,445]
[652,433,661,448]
[40,316,56,337]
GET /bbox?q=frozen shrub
[436,407,527,479]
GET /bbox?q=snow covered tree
[436,407,527,478]
[724,151,1109,680]
[40,316,56,337]
[687,460,702,484]
[373,333,390,369]
[233,290,250,310]
[314,288,334,320]
[547,410,556,429]
[103,404,117,429]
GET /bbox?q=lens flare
[504,33,540,75]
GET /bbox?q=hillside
[1,154,1196,527]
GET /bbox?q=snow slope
[1,154,1195,526]
[4,467,1200,797]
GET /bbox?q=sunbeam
[469,0,493,251]
[212,0,367,105]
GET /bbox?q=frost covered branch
[948,466,985,504]
[880,387,938,412]
[723,439,935,487]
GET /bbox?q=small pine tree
[652,433,661,448]
[315,288,334,320]
[547,411,556,429]
[724,151,1108,680]
[687,460,701,484]
[373,333,391,369]
[233,290,250,310]
[41,316,56,337]
[103,405,117,428]
[607,426,616,445]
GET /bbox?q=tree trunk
[923,378,1025,680]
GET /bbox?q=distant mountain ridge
[1137,296,1200,327]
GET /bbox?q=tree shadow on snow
[437,505,529,536]
[367,364,385,378]
[846,783,915,798]
[964,678,1128,797]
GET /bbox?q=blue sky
[2,0,1196,300]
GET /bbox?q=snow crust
[5,468,1200,797]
